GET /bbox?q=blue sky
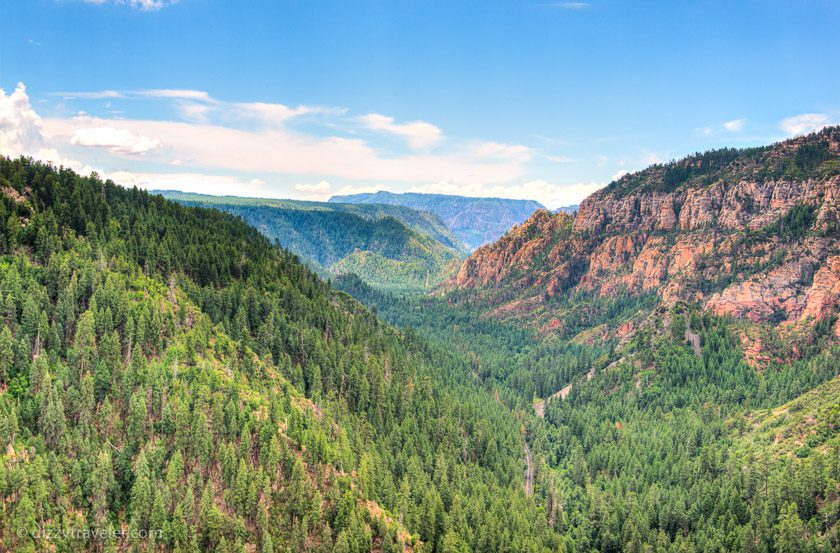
[1,0,839,207]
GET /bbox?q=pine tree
[150,490,168,545]
[171,503,189,549]
[127,391,148,448]
[78,371,95,430]
[775,501,805,553]
[41,382,67,449]
[73,310,97,374]
[0,325,14,383]
[130,451,153,531]
[191,410,212,466]
[89,449,115,526]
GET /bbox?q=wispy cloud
[470,141,533,162]
[545,2,590,10]
[56,88,324,128]
[80,0,178,11]
[5,82,538,204]
[70,125,162,154]
[542,154,576,163]
[139,89,212,101]
[28,38,42,47]
[696,118,747,136]
[55,90,124,100]
[56,89,207,101]
[723,118,746,132]
[779,113,833,136]
[294,181,333,201]
[358,113,443,149]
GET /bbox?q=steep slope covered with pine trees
[0,156,564,552]
[156,191,465,293]
[333,131,840,552]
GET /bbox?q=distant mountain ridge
[157,191,464,291]
[330,190,545,250]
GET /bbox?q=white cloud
[779,113,833,136]
[723,118,746,132]
[696,118,746,136]
[0,82,95,174]
[542,154,576,163]
[359,113,443,149]
[471,141,533,161]
[230,102,320,128]
[56,90,124,100]
[140,89,212,101]
[62,88,321,128]
[57,89,206,101]
[82,0,178,11]
[6,82,540,202]
[129,0,174,9]
[43,115,529,185]
[293,181,332,201]
[548,2,590,9]
[175,102,212,123]
[1,82,48,158]
[610,169,629,181]
[71,125,162,154]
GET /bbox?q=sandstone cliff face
[800,255,840,325]
[447,128,840,340]
[573,176,837,235]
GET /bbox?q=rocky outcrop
[454,210,584,293]
[800,255,840,321]
[447,128,840,341]
[706,259,815,323]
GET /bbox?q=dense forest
[338,278,839,552]
[0,156,562,552]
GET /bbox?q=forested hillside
[157,191,465,293]
[334,129,840,552]
[339,279,839,552]
[329,191,544,251]
[0,157,563,552]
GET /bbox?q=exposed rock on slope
[448,128,840,339]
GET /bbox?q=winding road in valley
[533,366,596,419]
[527,367,598,494]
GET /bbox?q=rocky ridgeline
[450,128,840,345]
